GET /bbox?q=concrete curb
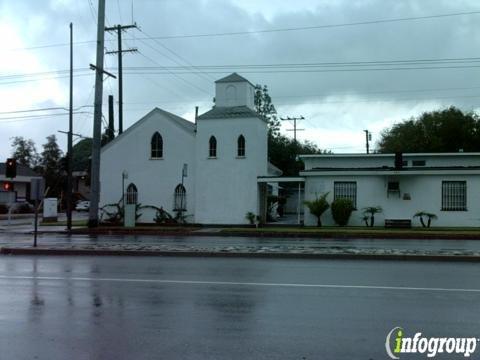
[1,247,479,262]
[68,228,480,240]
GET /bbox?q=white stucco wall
[194,117,268,224]
[303,174,480,227]
[100,109,196,223]
[215,82,255,109]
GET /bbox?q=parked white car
[75,201,90,212]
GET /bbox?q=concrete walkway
[2,237,480,260]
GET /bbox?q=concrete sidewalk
[2,241,480,261]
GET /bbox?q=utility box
[43,198,58,223]
[124,204,136,227]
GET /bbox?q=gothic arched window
[126,183,138,205]
[151,132,163,158]
[237,135,245,157]
[174,184,186,211]
[209,136,217,158]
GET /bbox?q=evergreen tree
[10,136,39,168]
[40,135,64,197]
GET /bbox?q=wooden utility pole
[364,129,371,154]
[88,0,106,228]
[66,22,73,231]
[281,116,305,142]
[105,24,137,135]
[107,95,115,142]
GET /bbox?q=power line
[0,105,93,115]
[136,42,212,96]
[0,111,92,123]
[132,10,480,40]
[137,27,215,83]
[121,64,480,75]
[7,10,480,51]
[1,56,479,83]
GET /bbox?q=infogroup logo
[385,327,479,359]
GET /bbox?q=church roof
[215,73,254,86]
[197,106,266,122]
[101,107,195,152]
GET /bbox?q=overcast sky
[1,0,480,160]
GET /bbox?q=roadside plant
[99,197,145,225]
[362,206,383,227]
[331,198,354,226]
[414,211,438,228]
[361,215,369,227]
[245,212,256,225]
[304,193,329,227]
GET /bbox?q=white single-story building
[0,162,42,204]
[299,153,480,227]
[99,73,280,224]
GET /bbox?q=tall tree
[254,84,326,176]
[10,136,39,168]
[378,107,480,153]
[254,84,281,137]
[41,135,64,197]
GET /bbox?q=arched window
[126,183,138,205]
[173,184,186,211]
[237,135,245,157]
[209,136,217,157]
[151,132,163,158]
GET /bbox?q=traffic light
[5,158,16,179]
[2,181,13,192]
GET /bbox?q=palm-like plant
[362,206,383,227]
[304,193,329,227]
[414,211,438,228]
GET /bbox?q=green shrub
[304,193,329,227]
[413,211,437,228]
[362,206,383,227]
[331,198,354,226]
[245,212,256,225]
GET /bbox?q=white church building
[100,73,279,224]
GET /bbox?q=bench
[384,219,412,228]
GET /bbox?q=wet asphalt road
[0,256,479,359]
[2,232,480,252]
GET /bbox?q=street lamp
[122,170,128,206]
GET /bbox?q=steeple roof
[215,72,254,86]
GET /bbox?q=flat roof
[299,152,480,159]
[257,176,305,183]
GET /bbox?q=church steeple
[214,73,255,110]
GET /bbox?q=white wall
[215,82,255,110]
[194,117,268,224]
[100,110,196,223]
[303,174,480,227]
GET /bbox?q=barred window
[151,132,163,158]
[126,183,138,205]
[237,135,245,157]
[174,184,186,211]
[209,136,217,158]
[334,182,357,208]
[442,181,466,211]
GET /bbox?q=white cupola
[214,73,255,110]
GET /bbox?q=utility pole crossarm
[89,64,117,79]
[106,48,138,55]
[281,116,305,143]
[105,23,138,135]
